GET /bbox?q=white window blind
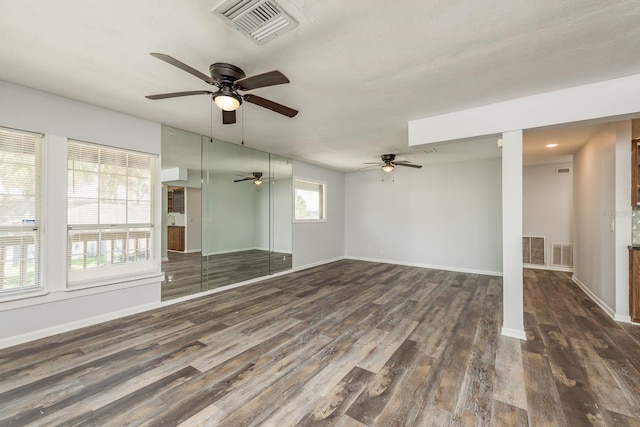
[294,178,325,221]
[0,126,43,294]
[67,140,156,284]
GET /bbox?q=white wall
[0,80,162,347]
[573,124,617,310]
[292,161,345,268]
[523,162,573,267]
[345,158,502,275]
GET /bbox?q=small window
[294,178,325,221]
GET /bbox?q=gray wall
[573,124,617,309]
[523,162,573,267]
[292,161,345,268]
[345,158,502,275]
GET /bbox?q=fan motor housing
[209,62,246,83]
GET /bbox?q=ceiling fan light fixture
[382,163,394,172]
[253,177,263,185]
[214,93,241,111]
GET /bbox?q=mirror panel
[161,125,293,300]
[269,154,293,273]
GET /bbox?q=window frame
[0,126,44,300]
[66,139,157,288]
[293,177,327,223]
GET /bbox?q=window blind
[0,126,43,293]
[67,140,156,284]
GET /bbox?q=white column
[502,130,526,340]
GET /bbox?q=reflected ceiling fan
[363,154,423,172]
[234,172,263,185]
[145,53,298,124]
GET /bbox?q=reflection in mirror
[161,125,294,300]
[160,126,203,301]
[202,137,271,290]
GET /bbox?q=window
[294,178,325,221]
[67,140,156,285]
[0,127,43,295]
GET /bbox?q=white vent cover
[215,0,298,45]
[523,236,545,265]
[552,243,573,267]
[556,167,572,175]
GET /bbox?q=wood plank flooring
[161,250,292,301]
[1,261,639,426]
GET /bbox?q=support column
[501,130,526,340]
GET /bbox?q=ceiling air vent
[215,0,298,45]
[556,167,571,175]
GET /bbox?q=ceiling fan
[145,53,298,125]
[363,154,423,172]
[234,172,263,185]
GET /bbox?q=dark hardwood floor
[1,261,639,426]
[161,250,292,301]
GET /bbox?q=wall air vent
[552,243,573,267]
[215,0,298,45]
[523,236,545,265]
[556,167,571,175]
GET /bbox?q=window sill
[0,271,164,312]
[293,219,327,223]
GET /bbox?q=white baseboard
[501,327,527,340]
[183,249,201,254]
[571,275,616,319]
[344,256,502,277]
[291,256,345,272]
[614,314,633,323]
[524,264,573,273]
[0,301,162,350]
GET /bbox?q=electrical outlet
[167,274,174,283]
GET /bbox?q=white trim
[293,176,327,222]
[345,256,502,277]
[292,256,345,272]
[501,327,527,340]
[0,272,164,312]
[183,248,202,254]
[161,257,169,262]
[614,314,634,324]
[523,264,573,273]
[571,275,616,319]
[0,300,162,350]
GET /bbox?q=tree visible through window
[67,140,156,285]
[294,179,325,221]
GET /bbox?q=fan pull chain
[241,104,245,145]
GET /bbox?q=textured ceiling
[1,0,639,171]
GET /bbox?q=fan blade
[244,94,298,118]
[150,53,217,85]
[236,70,289,91]
[393,160,411,164]
[363,162,383,165]
[146,90,213,100]
[222,110,236,125]
[233,177,253,182]
[394,162,423,169]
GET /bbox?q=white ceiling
[1,0,639,171]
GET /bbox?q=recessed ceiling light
[545,143,558,148]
